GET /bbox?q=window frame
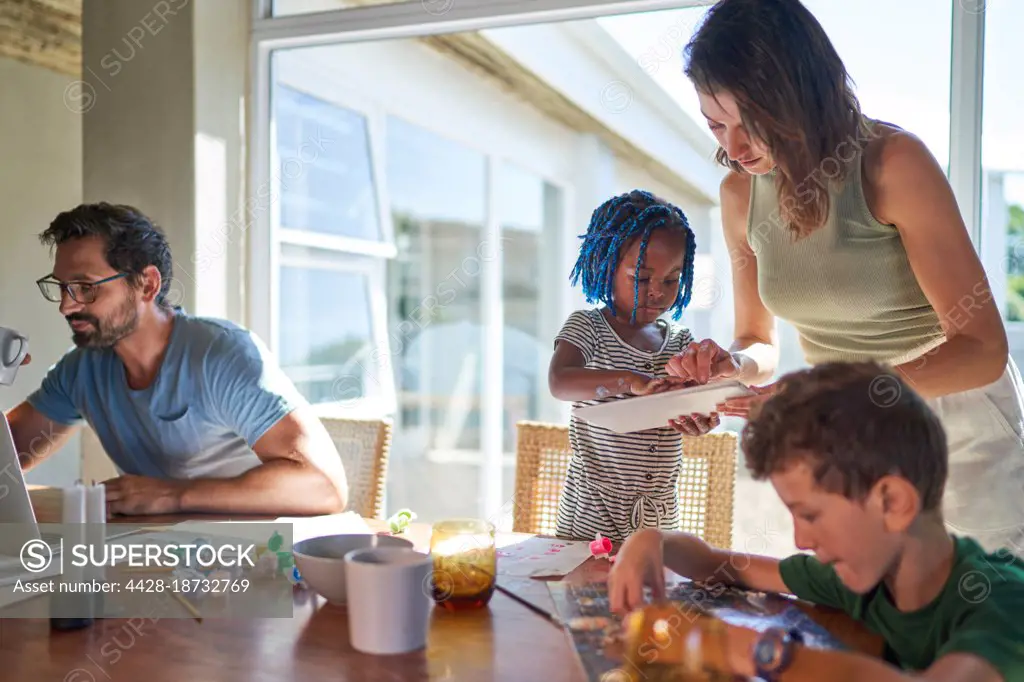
[277,245,396,417]
[948,2,985,250]
[974,5,1024,336]
[267,72,399,417]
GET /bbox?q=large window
[255,1,979,554]
[271,78,396,417]
[384,115,487,518]
[267,41,582,524]
[497,162,564,454]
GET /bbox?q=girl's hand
[668,411,721,436]
[665,339,741,385]
[629,374,694,396]
[715,382,778,418]
[608,527,666,614]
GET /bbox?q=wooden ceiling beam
[0,0,81,76]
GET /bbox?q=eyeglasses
[36,273,129,304]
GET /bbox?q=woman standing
[667,0,1024,553]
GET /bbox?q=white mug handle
[1,335,28,369]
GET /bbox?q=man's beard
[66,298,139,349]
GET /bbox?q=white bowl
[293,534,414,605]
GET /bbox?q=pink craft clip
[589,533,612,560]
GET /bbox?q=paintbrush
[495,583,565,628]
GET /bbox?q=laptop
[0,412,61,586]
[0,414,136,587]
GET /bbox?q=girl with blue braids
[549,189,719,543]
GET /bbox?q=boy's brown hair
[741,362,948,511]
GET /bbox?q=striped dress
[554,308,693,543]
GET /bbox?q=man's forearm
[178,460,345,515]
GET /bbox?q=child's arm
[549,339,665,401]
[609,529,787,613]
[679,617,1000,682]
[662,531,787,593]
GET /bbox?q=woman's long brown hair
[684,0,875,238]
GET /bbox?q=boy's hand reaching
[608,528,666,614]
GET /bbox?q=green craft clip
[387,508,417,534]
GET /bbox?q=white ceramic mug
[343,547,433,655]
[0,327,29,386]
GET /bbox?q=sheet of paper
[161,521,286,547]
[274,512,373,544]
[496,535,593,578]
[107,513,373,550]
[106,530,260,563]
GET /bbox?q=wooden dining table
[1,505,881,682]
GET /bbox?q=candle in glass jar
[429,518,496,611]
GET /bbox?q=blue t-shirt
[28,309,306,479]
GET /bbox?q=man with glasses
[4,202,348,517]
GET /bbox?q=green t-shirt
[779,535,1024,680]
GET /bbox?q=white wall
[81,0,250,325]
[81,0,197,311]
[615,161,712,240]
[0,57,84,487]
[193,0,250,324]
[485,20,722,202]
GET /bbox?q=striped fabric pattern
[553,308,693,543]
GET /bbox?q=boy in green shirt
[609,361,1024,681]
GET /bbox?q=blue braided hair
[569,189,696,325]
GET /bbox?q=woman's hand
[668,411,721,436]
[608,527,666,614]
[666,339,741,385]
[715,382,778,418]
